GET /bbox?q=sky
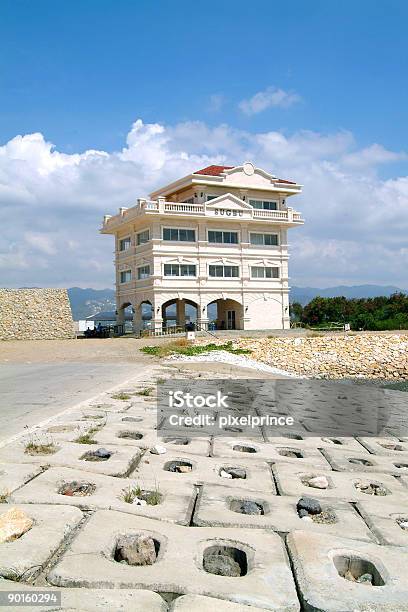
[1,0,407,290]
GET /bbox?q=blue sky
[2,1,407,157]
[1,0,407,289]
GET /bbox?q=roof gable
[204,193,253,210]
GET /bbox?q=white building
[101,162,304,332]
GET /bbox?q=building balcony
[102,198,304,232]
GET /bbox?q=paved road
[0,362,144,443]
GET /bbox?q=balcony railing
[102,198,304,229]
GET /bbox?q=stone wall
[0,288,74,340]
[237,333,408,380]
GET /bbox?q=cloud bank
[1,118,407,289]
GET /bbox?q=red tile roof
[193,165,233,176]
[193,164,296,184]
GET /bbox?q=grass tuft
[141,340,251,359]
[120,483,162,506]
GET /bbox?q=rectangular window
[163,264,196,276]
[251,266,279,279]
[163,228,196,242]
[209,265,239,278]
[137,265,150,279]
[137,230,150,245]
[119,237,131,251]
[249,199,277,211]
[208,231,238,244]
[120,270,132,283]
[206,195,218,201]
[250,233,279,246]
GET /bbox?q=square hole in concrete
[333,554,385,586]
[114,533,160,566]
[203,544,248,577]
[229,499,265,516]
[164,460,193,473]
[321,437,343,445]
[163,437,190,446]
[218,466,246,479]
[58,481,96,497]
[277,448,303,459]
[117,431,143,440]
[232,445,257,454]
[80,449,112,462]
[353,480,389,496]
[348,458,375,467]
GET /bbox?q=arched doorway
[139,300,153,331]
[161,298,198,329]
[207,298,244,330]
[116,302,134,332]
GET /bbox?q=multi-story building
[101,162,304,332]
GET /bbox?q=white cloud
[0,118,407,289]
[239,87,301,115]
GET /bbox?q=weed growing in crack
[137,387,154,396]
[112,392,132,401]
[24,429,59,456]
[0,489,9,503]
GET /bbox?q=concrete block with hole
[212,438,330,468]
[31,420,106,443]
[0,504,82,581]
[11,467,196,525]
[0,578,167,611]
[263,435,369,453]
[193,484,374,542]
[135,452,276,493]
[170,594,266,611]
[321,447,408,475]
[356,499,408,547]
[357,436,408,457]
[272,463,408,503]
[91,423,159,449]
[0,442,142,477]
[0,463,43,496]
[95,423,211,456]
[47,511,299,611]
[287,529,408,611]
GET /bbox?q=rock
[298,508,309,518]
[177,465,192,473]
[226,468,246,479]
[297,497,322,515]
[308,476,329,489]
[203,554,242,577]
[0,507,33,543]
[398,520,408,530]
[238,501,263,515]
[220,470,233,479]
[301,515,313,522]
[116,535,157,566]
[133,498,148,506]
[357,573,373,585]
[150,445,166,455]
[94,448,111,459]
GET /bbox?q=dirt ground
[0,337,168,365]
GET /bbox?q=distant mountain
[68,287,115,320]
[67,285,408,318]
[290,285,407,306]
